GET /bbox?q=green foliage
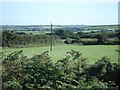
[54,29,76,39]
[3,80,22,90]
[88,56,120,89]
[97,31,108,44]
[88,56,111,77]
[2,50,119,90]
[64,38,72,44]
[2,30,61,48]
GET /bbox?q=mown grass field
[3,44,118,64]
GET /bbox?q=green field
[3,44,118,64]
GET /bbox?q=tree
[54,29,75,39]
[76,31,83,38]
[64,38,72,44]
[97,31,108,44]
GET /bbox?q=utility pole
[50,23,52,51]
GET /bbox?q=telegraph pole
[50,23,52,51]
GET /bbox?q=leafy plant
[2,50,119,90]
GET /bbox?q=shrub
[2,50,119,90]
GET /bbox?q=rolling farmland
[3,44,118,64]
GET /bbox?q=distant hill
[0,24,118,32]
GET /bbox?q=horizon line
[0,24,118,26]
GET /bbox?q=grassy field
[17,31,50,34]
[3,44,118,64]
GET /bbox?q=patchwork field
[3,44,118,64]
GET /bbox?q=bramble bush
[2,50,119,90]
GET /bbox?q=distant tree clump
[54,29,76,39]
[97,31,108,44]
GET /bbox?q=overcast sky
[1,1,118,25]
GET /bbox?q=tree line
[1,29,120,48]
[2,31,61,48]
[54,29,119,45]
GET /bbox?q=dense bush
[2,31,61,48]
[54,29,76,39]
[2,50,119,90]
